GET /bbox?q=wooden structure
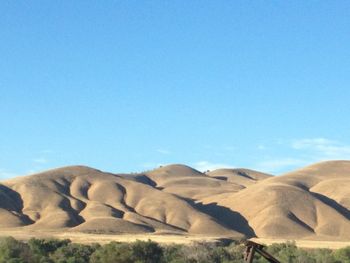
[244,240,281,263]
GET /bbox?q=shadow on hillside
[115,183,187,232]
[287,212,314,233]
[52,180,86,226]
[185,199,256,238]
[0,184,34,225]
[311,192,350,220]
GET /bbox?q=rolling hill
[0,161,349,241]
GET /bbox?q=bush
[224,243,246,263]
[308,248,334,263]
[28,238,70,257]
[333,246,350,263]
[90,242,133,263]
[0,237,32,263]
[179,242,213,263]
[178,242,238,263]
[163,244,185,263]
[131,240,164,263]
[50,243,96,263]
[0,236,348,263]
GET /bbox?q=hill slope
[0,161,349,241]
[201,161,350,240]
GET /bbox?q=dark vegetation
[0,237,349,263]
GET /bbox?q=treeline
[0,236,349,263]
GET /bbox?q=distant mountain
[0,161,349,241]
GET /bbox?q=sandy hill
[142,164,245,199]
[0,161,349,241]
[206,168,272,187]
[201,161,350,240]
[0,165,242,237]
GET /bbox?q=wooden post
[244,241,280,263]
[244,245,256,263]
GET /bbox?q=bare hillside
[0,161,349,241]
[201,161,350,240]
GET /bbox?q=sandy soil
[0,229,231,244]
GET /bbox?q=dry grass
[0,161,349,242]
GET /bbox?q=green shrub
[0,236,348,263]
[90,242,133,263]
[224,243,245,262]
[308,248,335,263]
[0,237,32,263]
[49,243,96,263]
[131,240,164,263]
[163,244,184,263]
[28,238,71,257]
[333,246,350,263]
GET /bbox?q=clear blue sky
[1,1,350,178]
